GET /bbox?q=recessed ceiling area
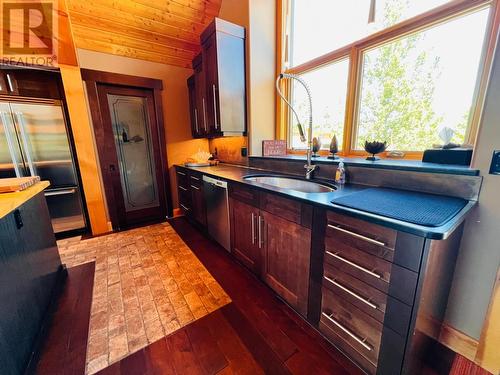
[67,0,222,68]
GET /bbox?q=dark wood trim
[81,69,163,90]
[153,88,173,217]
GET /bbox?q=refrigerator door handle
[0,111,22,177]
[14,111,36,176]
[44,188,76,196]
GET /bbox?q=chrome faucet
[276,73,317,179]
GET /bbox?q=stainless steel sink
[243,175,336,193]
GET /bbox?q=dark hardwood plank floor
[34,218,491,375]
[35,262,95,375]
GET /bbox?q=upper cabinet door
[187,75,201,138]
[203,33,220,135]
[193,57,208,137]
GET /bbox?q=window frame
[276,0,500,159]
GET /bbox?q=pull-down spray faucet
[276,73,317,179]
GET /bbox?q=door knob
[109,164,116,171]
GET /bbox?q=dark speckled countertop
[176,163,476,240]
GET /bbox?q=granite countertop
[0,181,50,219]
[176,163,476,240]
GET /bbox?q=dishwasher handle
[202,175,227,188]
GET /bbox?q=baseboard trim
[439,323,479,362]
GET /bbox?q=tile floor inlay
[57,222,231,375]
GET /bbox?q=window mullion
[343,47,361,155]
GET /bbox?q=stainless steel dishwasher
[203,175,230,251]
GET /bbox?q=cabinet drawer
[189,173,203,188]
[229,183,260,207]
[176,169,189,189]
[260,192,312,228]
[323,262,387,323]
[324,243,392,294]
[320,288,382,369]
[178,189,191,214]
[326,211,396,261]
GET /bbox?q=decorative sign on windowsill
[262,140,287,156]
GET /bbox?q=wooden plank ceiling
[67,0,222,68]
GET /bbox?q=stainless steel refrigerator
[0,99,86,235]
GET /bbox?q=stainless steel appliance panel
[9,101,78,186]
[203,175,230,251]
[0,103,24,178]
[44,187,86,234]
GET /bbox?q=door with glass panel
[95,84,167,229]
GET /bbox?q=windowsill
[248,154,480,176]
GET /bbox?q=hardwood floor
[35,262,95,375]
[35,218,492,375]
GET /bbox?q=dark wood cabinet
[229,198,260,273]
[0,68,62,99]
[186,18,246,139]
[260,210,311,316]
[229,183,312,316]
[192,55,208,137]
[175,166,206,229]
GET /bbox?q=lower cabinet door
[229,198,260,273]
[190,182,207,227]
[260,211,311,316]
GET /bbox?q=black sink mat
[332,188,468,227]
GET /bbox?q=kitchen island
[0,181,63,375]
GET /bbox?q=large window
[281,0,497,155]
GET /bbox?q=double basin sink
[243,174,336,194]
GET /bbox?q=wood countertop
[0,181,50,219]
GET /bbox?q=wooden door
[95,84,168,230]
[202,33,220,135]
[260,210,312,316]
[230,198,260,273]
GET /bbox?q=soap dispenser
[335,160,346,185]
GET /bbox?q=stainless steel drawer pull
[190,176,200,181]
[328,224,385,247]
[180,204,190,211]
[324,276,378,309]
[322,312,372,351]
[45,188,76,197]
[326,251,382,279]
[179,186,187,191]
[177,171,186,176]
[258,215,263,249]
[190,185,200,190]
[251,213,255,245]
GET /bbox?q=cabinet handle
[6,73,14,92]
[180,203,190,211]
[327,224,385,247]
[14,112,36,176]
[177,171,186,176]
[258,215,264,249]
[202,98,207,131]
[325,251,382,279]
[190,176,200,181]
[212,84,218,129]
[251,212,255,245]
[194,108,199,133]
[44,188,76,196]
[321,312,372,351]
[323,276,378,309]
[190,185,200,190]
[179,186,187,191]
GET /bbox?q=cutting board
[0,177,41,193]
